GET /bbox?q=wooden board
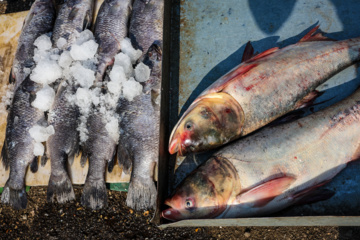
[0,1,130,187]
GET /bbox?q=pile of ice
[2,29,152,156]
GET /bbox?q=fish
[168,26,360,156]
[129,0,164,61]
[80,0,132,210]
[46,0,94,203]
[116,0,164,210]
[0,0,56,210]
[162,87,360,220]
[11,0,56,91]
[117,43,162,210]
[52,0,94,50]
[1,77,48,209]
[94,0,132,82]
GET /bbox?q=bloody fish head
[169,92,244,155]
[162,156,238,221]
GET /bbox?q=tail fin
[47,173,75,203]
[81,178,108,210]
[1,180,27,209]
[126,177,156,210]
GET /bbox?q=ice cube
[31,85,55,111]
[134,62,151,82]
[122,77,143,101]
[70,40,98,61]
[30,60,62,85]
[120,38,142,64]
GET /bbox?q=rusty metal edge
[151,0,171,225]
[158,216,360,229]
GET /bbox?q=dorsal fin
[248,47,279,62]
[242,41,255,62]
[299,25,334,42]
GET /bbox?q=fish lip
[161,207,182,221]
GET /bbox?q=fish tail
[126,177,156,210]
[1,180,27,209]
[47,172,75,203]
[81,157,108,210]
[117,143,133,174]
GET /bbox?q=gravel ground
[1,1,360,239]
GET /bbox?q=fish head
[162,156,238,221]
[169,92,244,155]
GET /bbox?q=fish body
[1,77,46,209]
[46,0,94,203]
[94,0,132,82]
[52,0,94,49]
[163,88,360,220]
[80,0,132,210]
[169,27,360,155]
[117,44,162,210]
[11,0,56,91]
[129,0,164,60]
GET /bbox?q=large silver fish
[94,0,132,82]
[11,0,56,91]
[163,88,360,220]
[80,0,132,210]
[117,44,162,210]
[46,0,94,203]
[116,0,164,210]
[169,26,360,156]
[0,0,56,210]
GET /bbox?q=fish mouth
[162,200,182,221]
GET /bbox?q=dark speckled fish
[0,0,56,210]
[169,26,360,156]
[117,44,162,210]
[1,77,48,209]
[79,0,132,210]
[46,0,94,204]
[94,0,132,82]
[116,0,164,210]
[129,0,164,61]
[163,88,360,220]
[11,0,56,91]
[52,0,94,49]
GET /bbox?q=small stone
[143,211,149,216]
[129,209,134,214]
[244,232,251,238]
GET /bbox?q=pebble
[244,232,251,238]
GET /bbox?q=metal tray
[155,0,360,227]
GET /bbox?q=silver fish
[46,0,94,203]
[163,88,360,220]
[169,26,360,155]
[94,0,132,82]
[117,43,162,210]
[11,0,56,91]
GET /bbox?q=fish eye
[185,122,193,131]
[185,198,194,209]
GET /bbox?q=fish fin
[242,42,255,62]
[68,7,79,21]
[117,144,133,174]
[126,177,157,210]
[299,25,334,42]
[41,143,49,166]
[1,180,27,209]
[80,151,88,167]
[294,188,335,206]
[30,156,39,173]
[81,174,108,210]
[47,172,75,203]
[68,142,79,166]
[237,176,296,207]
[107,149,117,173]
[1,139,9,170]
[294,90,324,109]
[83,10,92,30]
[247,47,279,62]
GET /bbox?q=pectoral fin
[237,176,296,207]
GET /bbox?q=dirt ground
[0,0,360,239]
